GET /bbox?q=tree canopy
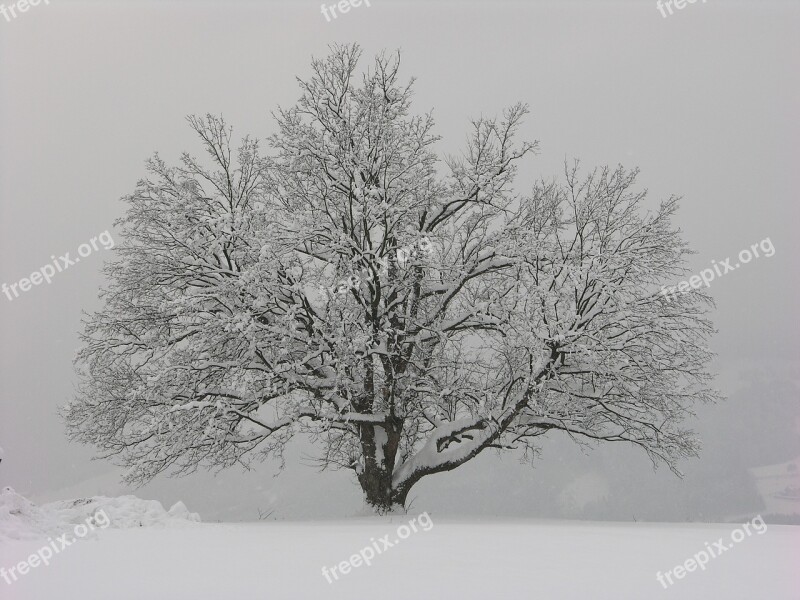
[64,44,719,512]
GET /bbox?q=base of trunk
[361,499,407,516]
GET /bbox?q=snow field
[2,516,796,600]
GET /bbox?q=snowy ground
[2,504,797,599]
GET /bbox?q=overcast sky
[1,0,798,519]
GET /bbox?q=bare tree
[64,44,719,513]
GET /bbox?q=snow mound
[45,495,201,529]
[0,487,200,542]
[0,487,72,541]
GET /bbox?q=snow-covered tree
[64,44,719,512]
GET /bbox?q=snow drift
[0,487,199,541]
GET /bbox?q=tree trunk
[357,420,402,513]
